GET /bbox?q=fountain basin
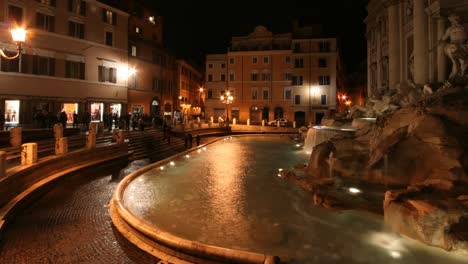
[111,135,468,264]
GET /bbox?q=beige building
[366,0,468,97]
[125,1,177,121]
[205,25,338,126]
[175,60,203,119]
[0,0,129,125]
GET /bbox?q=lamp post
[220,91,233,125]
[0,28,27,72]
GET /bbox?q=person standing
[187,133,193,148]
[60,111,67,129]
[196,134,201,146]
[73,111,78,128]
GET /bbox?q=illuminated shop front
[5,100,20,124]
[63,103,78,123]
[90,103,103,122]
[110,103,122,116]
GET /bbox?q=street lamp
[220,91,233,125]
[0,28,27,72]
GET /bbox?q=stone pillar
[10,127,22,148]
[86,132,96,149]
[277,120,280,127]
[387,1,401,89]
[247,119,250,126]
[54,123,63,139]
[21,143,37,165]
[437,17,447,82]
[413,0,429,84]
[210,116,214,123]
[55,137,68,155]
[233,118,236,125]
[0,151,6,178]
[89,122,97,134]
[115,130,125,144]
[293,121,297,128]
[262,120,265,127]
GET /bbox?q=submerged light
[170,161,175,166]
[349,187,361,194]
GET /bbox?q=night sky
[147,0,369,74]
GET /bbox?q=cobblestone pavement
[0,159,159,264]
[0,136,220,264]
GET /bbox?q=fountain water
[303,125,356,154]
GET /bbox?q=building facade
[205,25,339,126]
[0,0,129,125]
[366,0,468,98]
[125,0,176,121]
[175,60,203,120]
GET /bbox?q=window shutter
[68,0,73,12]
[32,56,39,74]
[36,13,41,29]
[79,62,85,79]
[111,68,117,83]
[80,1,86,16]
[49,58,55,76]
[112,13,117,25]
[65,61,70,78]
[98,66,104,82]
[102,9,106,22]
[51,0,56,7]
[68,21,73,36]
[79,24,84,39]
[50,16,55,32]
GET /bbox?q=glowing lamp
[11,28,26,43]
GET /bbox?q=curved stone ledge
[0,143,129,233]
[111,136,280,264]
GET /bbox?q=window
[208,74,213,82]
[8,5,23,25]
[262,73,271,81]
[221,63,226,69]
[153,78,161,92]
[284,73,292,81]
[252,57,258,64]
[319,41,331,52]
[36,13,55,32]
[98,66,117,83]
[37,0,56,6]
[220,74,225,81]
[105,32,113,46]
[262,88,269,100]
[251,88,258,100]
[294,43,301,52]
[68,0,86,16]
[292,76,303,85]
[103,9,116,25]
[65,61,85,79]
[285,56,291,63]
[229,58,234,64]
[284,88,292,100]
[294,58,304,68]
[319,75,330,85]
[319,58,327,68]
[135,26,142,34]
[294,95,301,105]
[207,89,213,99]
[263,56,269,64]
[229,73,235,81]
[131,45,137,57]
[208,63,213,69]
[32,56,55,76]
[321,95,327,105]
[0,51,23,73]
[69,21,84,39]
[251,73,259,81]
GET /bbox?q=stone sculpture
[440,14,467,80]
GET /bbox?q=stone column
[293,121,296,128]
[55,137,68,155]
[437,17,447,82]
[115,130,125,144]
[86,132,96,149]
[0,151,6,178]
[387,0,401,89]
[10,127,22,148]
[262,120,265,127]
[21,143,37,165]
[233,118,236,125]
[247,119,250,126]
[413,0,429,84]
[54,123,63,139]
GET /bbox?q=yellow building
[175,60,203,119]
[205,25,339,126]
[0,0,129,125]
